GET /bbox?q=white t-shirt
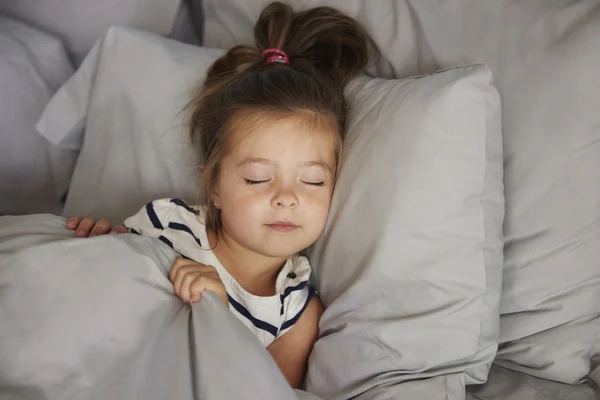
[124,198,315,347]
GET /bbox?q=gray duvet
[0,214,320,400]
[2,214,598,400]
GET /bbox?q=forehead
[225,110,339,165]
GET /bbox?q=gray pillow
[306,66,504,399]
[0,0,181,66]
[0,16,76,215]
[37,28,218,223]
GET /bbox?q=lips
[266,221,298,232]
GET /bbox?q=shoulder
[283,295,323,341]
[293,255,311,279]
[277,255,314,323]
[274,295,323,344]
[123,198,171,232]
[124,198,202,234]
[300,295,324,327]
[166,198,202,218]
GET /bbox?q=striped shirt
[124,198,315,347]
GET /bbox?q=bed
[0,1,598,399]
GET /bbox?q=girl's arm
[267,296,324,389]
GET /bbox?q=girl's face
[212,111,338,259]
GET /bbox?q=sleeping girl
[65,1,378,388]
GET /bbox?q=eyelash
[245,179,269,185]
[244,179,325,187]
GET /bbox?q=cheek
[303,189,333,223]
[220,196,262,237]
[222,185,266,218]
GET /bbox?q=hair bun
[254,2,379,86]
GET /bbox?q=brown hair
[189,1,379,231]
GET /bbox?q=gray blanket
[3,214,595,399]
[0,214,321,400]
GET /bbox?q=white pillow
[0,16,76,215]
[200,0,600,385]
[38,28,504,397]
[0,0,182,66]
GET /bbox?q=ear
[211,191,221,209]
[201,164,221,208]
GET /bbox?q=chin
[255,246,302,259]
[250,239,308,259]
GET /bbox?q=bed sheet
[0,0,182,66]
[467,365,599,400]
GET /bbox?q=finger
[169,258,204,282]
[172,264,205,296]
[178,272,201,303]
[66,217,82,230]
[169,258,188,282]
[75,217,96,237]
[189,275,227,305]
[111,225,128,234]
[199,268,228,305]
[188,275,211,303]
[190,292,202,303]
[90,220,112,236]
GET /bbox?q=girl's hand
[66,216,127,237]
[169,257,228,306]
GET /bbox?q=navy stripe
[280,287,315,331]
[280,281,307,315]
[170,198,199,215]
[228,295,278,337]
[129,228,141,235]
[157,235,191,261]
[146,202,163,229]
[168,222,202,247]
[281,281,307,300]
[158,235,173,249]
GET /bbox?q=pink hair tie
[261,48,290,65]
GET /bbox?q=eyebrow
[303,161,334,174]
[236,157,333,173]
[236,157,272,167]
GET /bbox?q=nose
[271,184,298,209]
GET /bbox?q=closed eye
[245,179,270,185]
[302,181,325,187]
